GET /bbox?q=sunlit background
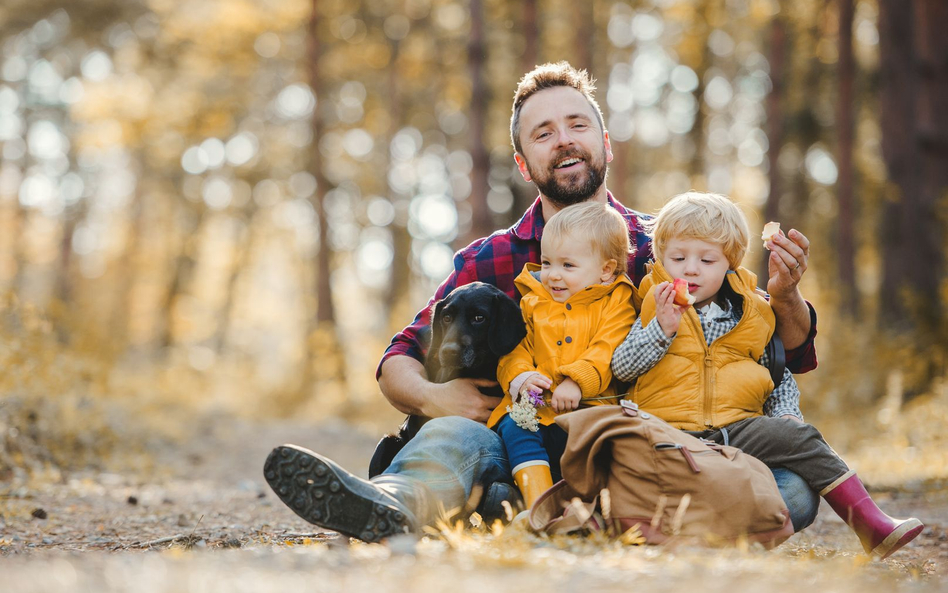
[0,0,945,482]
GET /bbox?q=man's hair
[510,61,605,154]
[647,191,750,270]
[543,202,631,275]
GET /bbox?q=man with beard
[263,62,821,542]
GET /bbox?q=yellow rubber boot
[513,464,554,510]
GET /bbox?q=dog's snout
[439,343,462,365]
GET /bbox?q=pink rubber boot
[821,471,924,559]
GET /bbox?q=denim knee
[415,416,504,454]
[387,416,510,487]
[772,467,820,532]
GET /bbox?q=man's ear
[601,259,618,282]
[514,153,532,182]
[603,130,614,164]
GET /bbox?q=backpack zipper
[654,442,701,473]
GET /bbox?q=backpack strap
[765,334,786,389]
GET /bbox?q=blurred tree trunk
[108,180,144,352]
[7,200,26,296]
[158,202,205,352]
[54,200,81,313]
[688,0,711,189]
[836,0,857,315]
[522,0,538,73]
[213,209,256,354]
[574,2,594,76]
[385,37,411,329]
[877,1,920,323]
[878,0,948,390]
[762,10,787,276]
[466,0,492,243]
[913,0,948,309]
[308,2,335,328]
[298,0,346,404]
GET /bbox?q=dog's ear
[425,298,446,373]
[488,293,526,356]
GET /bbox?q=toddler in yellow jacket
[490,201,637,511]
[611,191,922,559]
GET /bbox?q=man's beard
[527,147,607,207]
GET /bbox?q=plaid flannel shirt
[611,298,803,420]
[378,194,818,378]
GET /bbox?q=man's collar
[511,192,628,241]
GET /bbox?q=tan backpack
[529,401,794,548]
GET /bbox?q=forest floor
[2,411,948,593]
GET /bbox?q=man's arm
[765,229,812,350]
[763,229,819,374]
[377,356,501,422]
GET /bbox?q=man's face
[514,86,612,207]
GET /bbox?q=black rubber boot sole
[263,445,413,543]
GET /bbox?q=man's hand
[654,281,685,338]
[780,414,804,423]
[551,378,582,413]
[765,229,809,301]
[379,356,501,423]
[422,377,502,422]
[763,229,812,350]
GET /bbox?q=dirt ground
[2,413,948,593]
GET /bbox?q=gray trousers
[687,416,850,493]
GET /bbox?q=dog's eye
[442,315,453,324]
[472,315,486,324]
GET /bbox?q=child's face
[540,234,616,303]
[662,237,731,309]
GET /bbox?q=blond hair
[647,192,749,270]
[510,61,605,154]
[544,202,631,275]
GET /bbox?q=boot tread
[263,445,412,543]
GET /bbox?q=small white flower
[508,400,540,432]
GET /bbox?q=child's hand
[518,373,552,403]
[654,281,686,338]
[551,378,582,413]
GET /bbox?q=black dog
[368,282,526,478]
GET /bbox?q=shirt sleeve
[610,316,673,382]
[783,302,818,374]
[762,367,804,421]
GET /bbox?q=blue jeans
[385,417,820,532]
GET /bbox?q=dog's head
[425,282,526,383]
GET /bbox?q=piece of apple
[761,221,781,249]
[672,278,695,307]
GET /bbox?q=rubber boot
[513,464,554,510]
[821,471,924,559]
[264,444,433,543]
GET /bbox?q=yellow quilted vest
[633,261,776,431]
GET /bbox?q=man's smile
[554,157,584,170]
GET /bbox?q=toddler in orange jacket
[491,201,637,512]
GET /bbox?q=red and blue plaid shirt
[378,193,817,377]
